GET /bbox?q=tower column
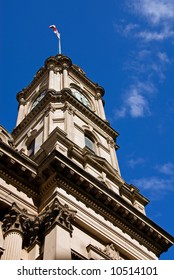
[48,68,55,89]
[16,97,26,126]
[63,66,69,88]
[107,138,120,174]
[64,102,74,141]
[96,92,106,120]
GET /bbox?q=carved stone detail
[2,203,28,236]
[103,243,122,260]
[1,199,76,249]
[42,198,76,235]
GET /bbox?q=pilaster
[42,198,76,260]
[16,92,26,126]
[107,137,120,174]
[95,87,106,120]
[64,102,75,141]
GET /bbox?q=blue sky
[0,0,174,260]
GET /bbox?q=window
[85,134,95,152]
[27,139,35,156]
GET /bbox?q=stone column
[42,198,76,260]
[48,67,55,89]
[107,138,120,174]
[63,65,69,89]
[16,96,26,126]
[2,230,23,260]
[64,102,74,141]
[1,212,24,260]
[95,92,106,120]
[1,203,40,260]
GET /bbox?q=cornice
[12,89,119,140]
[12,89,56,138]
[0,141,39,202]
[16,54,105,104]
[37,149,174,256]
[0,139,173,255]
[16,67,47,102]
[70,65,105,95]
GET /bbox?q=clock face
[31,90,46,110]
[71,89,91,109]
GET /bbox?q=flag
[49,25,60,39]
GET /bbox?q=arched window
[85,134,95,152]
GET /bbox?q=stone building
[0,54,173,260]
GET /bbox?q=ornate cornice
[0,141,39,202]
[37,150,174,256]
[16,54,105,104]
[1,136,173,256]
[12,89,119,140]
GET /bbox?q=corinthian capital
[42,198,76,235]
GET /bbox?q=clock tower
[0,54,173,260]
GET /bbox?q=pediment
[83,148,124,184]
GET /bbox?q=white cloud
[132,176,173,192]
[136,27,174,41]
[157,52,170,63]
[114,23,139,36]
[126,89,149,117]
[127,157,146,168]
[115,85,151,119]
[131,0,174,24]
[113,1,173,119]
[156,162,174,175]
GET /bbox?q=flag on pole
[49,24,61,54]
[49,25,60,39]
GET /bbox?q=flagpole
[58,37,62,54]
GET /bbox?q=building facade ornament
[42,198,76,236]
[1,199,76,251]
[103,243,122,260]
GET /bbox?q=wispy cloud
[113,0,173,119]
[133,177,173,191]
[127,157,146,168]
[131,161,174,198]
[157,52,170,64]
[115,87,150,118]
[155,162,174,175]
[131,0,174,24]
[136,27,174,41]
[115,78,156,118]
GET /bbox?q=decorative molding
[42,198,76,236]
[86,243,122,260]
[103,243,122,260]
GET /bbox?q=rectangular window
[85,135,95,152]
